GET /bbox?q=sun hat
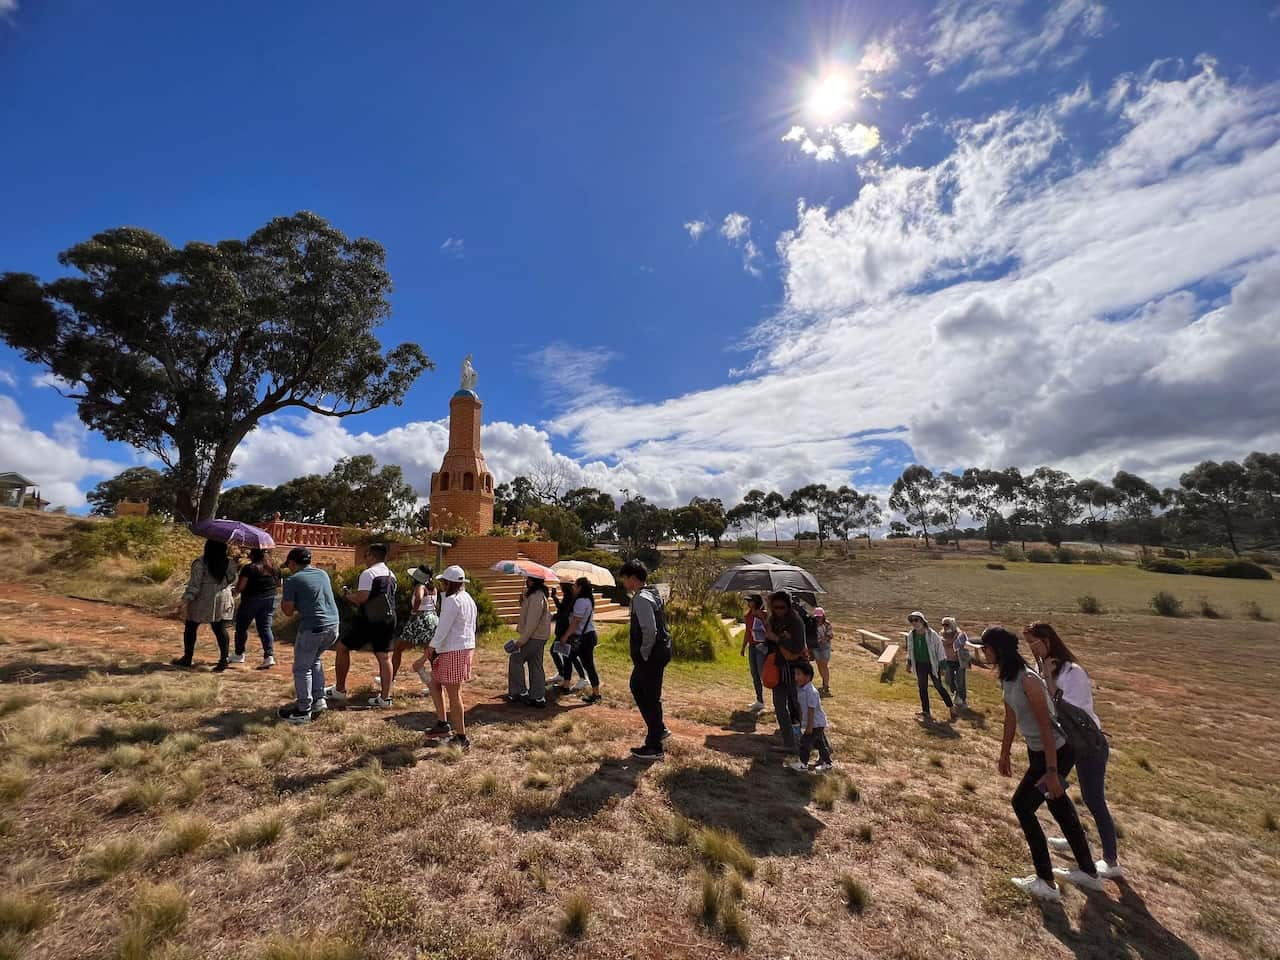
[813,607,826,619]
[908,610,926,623]
[408,564,434,585]
[436,565,468,583]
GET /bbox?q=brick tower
[428,381,495,535]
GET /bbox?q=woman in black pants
[980,626,1102,902]
[173,540,237,671]
[563,578,601,703]
[549,581,580,686]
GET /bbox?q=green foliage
[839,875,870,914]
[86,467,175,518]
[1054,546,1080,563]
[524,503,587,554]
[1181,558,1272,579]
[667,607,732,662]
[716,592,746,620]
[1151,591,1184,617]
[999,544,1024,562]
[1025,547,1054,563]
[736,536,761,553]
[1141,557,1188,574]
[69,517,168,561]
[1077,594,1103,615]
[139,559,175,583]
[1195,546,1235,559]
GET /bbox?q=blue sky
[2,1,1279,511]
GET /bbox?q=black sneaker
[284,709,312,725]
[427,720,452,737]
[449,734,471,752]
[212,660,229,673]
[630,745,664,761]
[171,657,193,668]
[581,693,602,705]
[529,698,547,709]
[277,705,300,719]
[503,694,524,704]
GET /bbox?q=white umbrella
[551,559,616,587]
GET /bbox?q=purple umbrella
[190,519,276,549]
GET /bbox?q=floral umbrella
[491,559,560,582]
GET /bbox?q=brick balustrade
[387,535,558,573]
[263,517,349,548]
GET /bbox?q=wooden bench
[857,629,901,682]
[876,643,901,666]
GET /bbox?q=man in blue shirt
[277,547,340,724]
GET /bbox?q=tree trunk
[170,439,200,523]
[196,435,246,521]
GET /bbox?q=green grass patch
[693,826,756,878]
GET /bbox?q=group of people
[176,540,1119,899]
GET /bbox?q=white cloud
[928,0,1109,90]
[720,213,762,275]
[549,59,1280,494]
[720,213,751,241]
[440,237,465,258]
[0,395,121,508]
[683,219,708,242]
[782,122,882,162]
[32,372,74,391]
[0,0,16,19]
[521,344,626,410]
[0,370,15,388]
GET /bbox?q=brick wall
[303,545,359,570]
[387,536,558,574]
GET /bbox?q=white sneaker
[311,699,328,714]
[1054,867,1104,892]
[367,695,393,708]
[415,666,432,685]
[1047,837,1071,851]
[572,679,589,691]
[1096,861,1124,880]
[548,674,563,685]
[323,686,349,702]
[259,656,276,669]
[813,762,834,773]
[1011,875,1062,902]
[228,653,246,664]
[749,701,765,711]
[785,760,809,772]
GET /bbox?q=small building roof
[0,472,36,488]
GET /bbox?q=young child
[787,661,833,773]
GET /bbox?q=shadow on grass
[514,758,645,832]
[723,709,765,733]
[196,706,280,742]
[1037,883,1200,960]
[273,740,419,796]
[0,659,169,684]
[918,718,962,740]
[387,696,592,735]
[675,733,825,856]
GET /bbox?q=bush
[139,559,175,583]
[69,516,168,562]
[1055,547,1080,564]
[1151,592,1184,617]
[986,562,1005,570]
[715,592,746,620]
[667,607,732,661]
[999,545,1024,562]
[1196,546,1234,559]
[116,883,189,960]
[1025,547,1054,563]
[1161,547,1188,559]
[559,892,592,940]
[839,875,869,914]
[1181,558,1272,580]
[736,536,761,553]
[1077,594,1103,615]
[669,548,725,611]
[1199,598,1223,619]
[1142,558,1188,575]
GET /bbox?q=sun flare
[808,71,852,120]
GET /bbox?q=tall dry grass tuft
[115,882,189,960]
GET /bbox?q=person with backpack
[1024,622,1122,880]
[906,611,958,722]
[620,560,671,761]
[173,540,237,671]
[231,547,281,669]
[764,591,809,755]
[326,543,398,708]
[979,626,1102,902]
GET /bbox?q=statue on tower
[460,354,478,393]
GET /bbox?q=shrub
[1246,551,1278,566]
[839,874,870,914]
[999,545,1024,562]
[68,516,168,562]
[116,883,189,960]
[697,872,720,926]
[1195,546,1234,560]
[719,899,750,949]
[812,776,839,810]
[327,763,387,800]
[111,778,168,814]
[716,592,746,620]
[1142,558,1188,575]
[736,536,761,553]
[1025,547,1054,563]
[559,892,592,940]
[1181,558,1272,580]
[152,815,212,859]
[139,559,175,583]
[82,836,145,882]
[986,562,1005,570]
[667,607,731,662]
[1054,547,1080,564]
[1199,598,1223,620]
[1160,547,1188,559]
[1151,592,1183,617]
[1077,594,1103,615]
[357,885,416,935]
[669,548,727,611]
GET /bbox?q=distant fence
[263,519,350,548]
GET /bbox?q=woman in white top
[414,566,477,752]
[560,578,601,704]
[1024,622,1122,879]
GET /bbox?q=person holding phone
[979,626,1102,902]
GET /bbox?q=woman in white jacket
[905,611,957,721]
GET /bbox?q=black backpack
[1052,690,1107,760]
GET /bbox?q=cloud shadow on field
[514,758,645,832]
[1038,883,1200,960]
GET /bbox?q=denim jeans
[748,644,766,703]
[1075,737,1118,863]
[235,594,277,657]
[1012,743,1096,882]
[293,625,338,713]
[941,659,967,702]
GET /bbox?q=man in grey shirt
[620,560,671,760]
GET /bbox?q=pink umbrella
[490,559,560,581]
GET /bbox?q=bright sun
[808,71,852,121]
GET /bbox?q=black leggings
[574,632,600,688]
[1013,743,1096,882]
[183,620,230,662]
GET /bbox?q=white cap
[436,564,468,583]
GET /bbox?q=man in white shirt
[326,544,398,707]
[419,565,478,751]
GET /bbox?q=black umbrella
[711,563,825,595]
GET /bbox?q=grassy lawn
[1,515,1278,958]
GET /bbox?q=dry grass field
[1,511,1278,959]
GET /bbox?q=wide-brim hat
[436,564,469,584]
[408,565,434,585]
